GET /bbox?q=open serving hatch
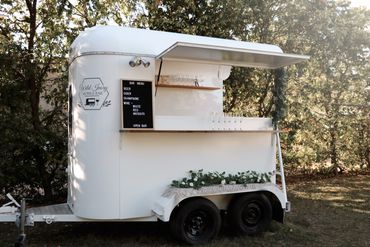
[156,42,309,69]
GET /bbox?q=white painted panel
[71,55,155,219]
[119,132,275,219]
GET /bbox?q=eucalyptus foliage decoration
[171,170,272,189]
[272,68,287,127]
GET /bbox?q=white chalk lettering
[125,97,139,100]
[133,112,145,116]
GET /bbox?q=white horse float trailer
[0,26,309,245]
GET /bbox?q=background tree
[0,0,71,201]
[0,0,135,201]
[281,1,370,173]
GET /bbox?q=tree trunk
[329,122,339,174]
[26,0,40,131]
[25,0,53,200]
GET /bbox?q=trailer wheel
[229,193,272,235]
[170,198,221,244]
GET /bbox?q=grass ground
[0,175,369,247]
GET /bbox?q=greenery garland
[171,170,272,189]
[272,68,287,127]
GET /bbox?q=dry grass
[0,175,369,247]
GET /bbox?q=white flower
[221,179,226,185]
[181,182,185,185]
[194,177,198,182]
[189,182,194,187]
[201,181,205,185]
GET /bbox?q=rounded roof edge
[69,26,283,60]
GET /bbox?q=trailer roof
[70,26,309,68]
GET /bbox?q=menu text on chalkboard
[122,80,153,129]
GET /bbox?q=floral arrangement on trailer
[171,169,272,190]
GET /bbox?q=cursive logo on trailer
[79,78,109,110]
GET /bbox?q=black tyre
[170,198,221,245]
[228,193,272,235]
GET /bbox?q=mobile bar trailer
[0,26,309,245]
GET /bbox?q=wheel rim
[184,210,211,239]
[241,201,263,226]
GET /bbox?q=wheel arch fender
[154,184,287,222]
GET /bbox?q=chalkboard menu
[122,80,153,129]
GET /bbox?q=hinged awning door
[156,42,309,69]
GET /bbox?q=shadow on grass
[0,221,311,247]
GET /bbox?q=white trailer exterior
[1,26,308,244]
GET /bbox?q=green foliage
[280,1,370,173]
[171,169,272,189]
[0,0,70,201]
[272,68,287,126]
[136,0,247,37]
[0,0,134,201]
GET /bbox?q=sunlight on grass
[352,208,370,215]
[290,176,370,216]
